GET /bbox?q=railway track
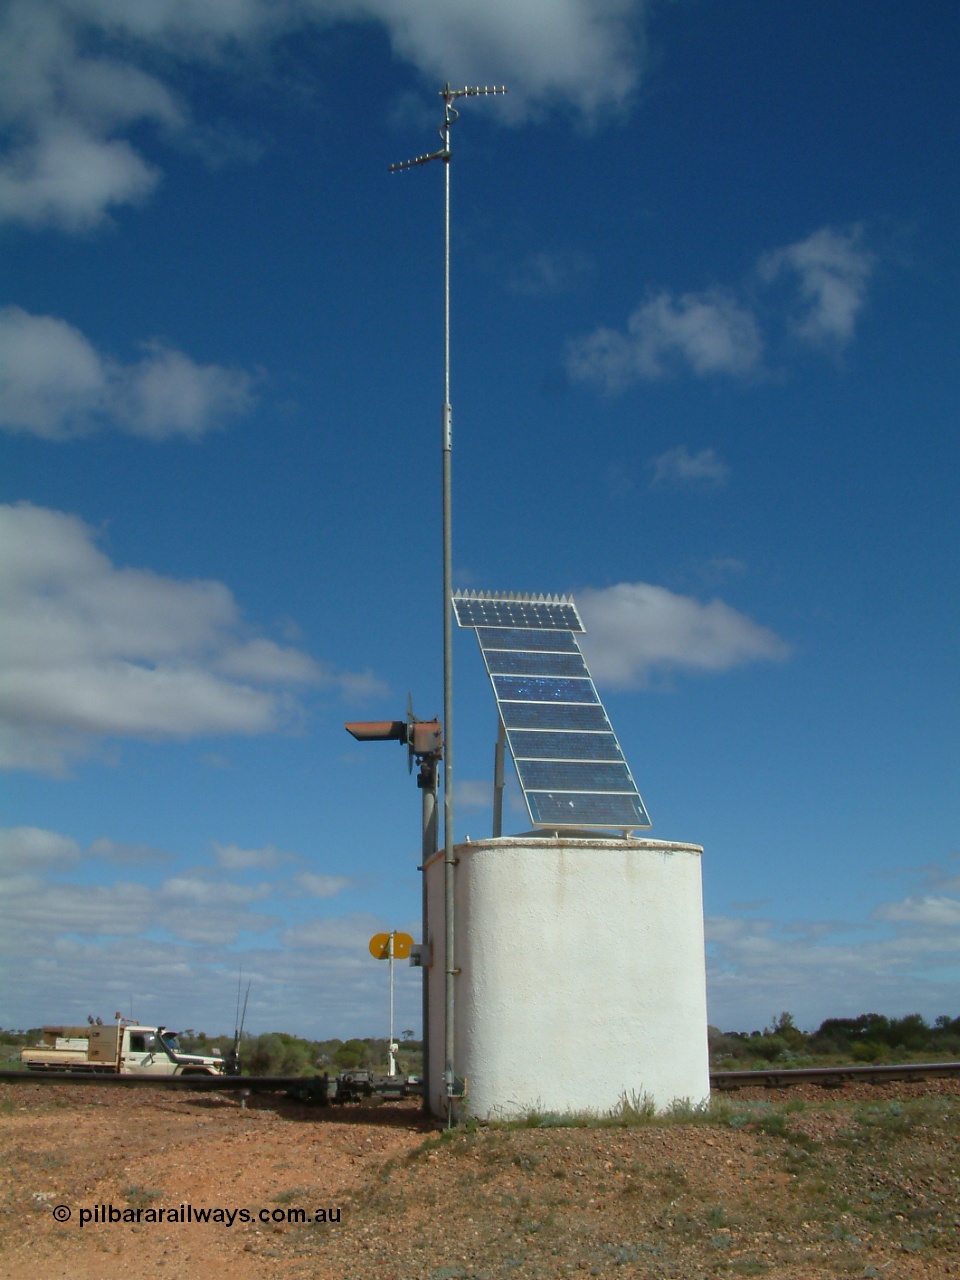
[2,1060,960,1096]
[0,1068,416,1103]
[711,1060,960,1090]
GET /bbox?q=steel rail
[0,1071,328,1092]
[3,1061,959,1095]
[711,1060,960,1089]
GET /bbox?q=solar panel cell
[527,791,652,828]
[483,650,586,678]
[452,596,583,631]
[508,730,622,761]
[498,701,611,732]
[476,627,579,653]
[492,675,597,704]
[515,759,635,792]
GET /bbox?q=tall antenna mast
[390,83,506,1119]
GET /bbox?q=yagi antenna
[389,85,507,171]
[389,82,507,1119]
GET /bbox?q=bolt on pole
[390,84,506,1121]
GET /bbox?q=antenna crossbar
[389,148,448,173]
[444,85,507,99]
[389,88,506,173]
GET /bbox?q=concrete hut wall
[425,835,710,1119]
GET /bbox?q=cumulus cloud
[577,582,790,689]
[0,0,645,231]
[0,868,278,949]
[707,893,960,1032]
[88,837,170,865]
[0,826,294,954]
[0,502,377,772]
[294,871,353,898]
[0,307,254,439]
[759,225,874,347]
[280,911,384,950]
[0,1,182,230]
[649,445,730,489]
[351,0,642,120]
[568,290,762,390]
[873,895,960,930]
[569,225,875,392]
[0,822,420,1034]
[0,929,424,1038]
[213,842,297,872]
[0,825,81,873]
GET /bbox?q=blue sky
[1,0,958,1041]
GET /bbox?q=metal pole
[420,762,438,1111]
[440,94,457,1122]
[493,717,506,838]
[388,931,395,1076]
[389,84,507,1123]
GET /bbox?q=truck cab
[122,1028,180,1075]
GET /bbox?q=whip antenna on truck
[229,975,251,1075]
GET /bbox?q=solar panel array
[452,592,651,831]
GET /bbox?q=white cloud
[0,826,81,873]
[0,875,154,942]
[0,826,287,952]
[702,556,747,580]
[335,668,391,700]
[353,0,643,120]
[0,502,377,773]
[0,1,181,230]
[88,837,170,865]
[508,249,592,296]
[0,0,646,231]
[455,779,493,809]
[578,581,790,689]
[0,823,421,1036]
[873,895,960,930]
[759,225,873,347]
[0,124,160,231]
[161,875,271,906]
[0,307,254,439]
[707,893,960,1032]
[568,290,762,390]
[568,225,875,393]
[6,821,959,1039]
[280,911,384,950]
[649,445,730,489]
[0,870,278,950]
[294,871,353,898]
[213,842,297,872]
[0,929,425,1039]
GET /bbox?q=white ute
[21,1020,225,1076]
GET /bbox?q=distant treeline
[0,1026,422,1077]
[217,1031,424,1076]
[5,1013,959,1075]
[710,1011,960,1068]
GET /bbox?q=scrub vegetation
[0,1026,423,1077]
[709,1010,960,1070]
[4,1010,958,1077]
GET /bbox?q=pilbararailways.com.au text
[55,1204,341,1228]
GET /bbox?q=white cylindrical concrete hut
[425,833,709,1119]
